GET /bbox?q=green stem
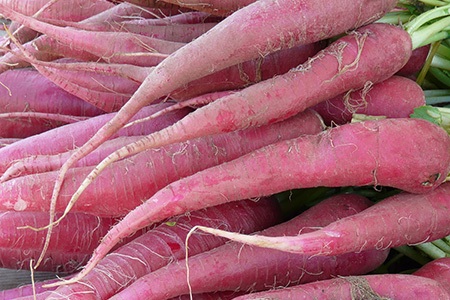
[432,239,450,253]
[415,243,448,259]
[394,246,431,265]
[417,40,442,85]
[406,4,450,34]
[429,66,450,87]
[409,16,450,49]
[418,0,450,6]
[424,89,450,97]
[376,11,414,25]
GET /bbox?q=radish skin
[0,247,91,273]
[414,257,450,293]
[0,211,115,252]
[232,274,450,299]
[1,7,186,66]
[196,182,450,257]
[45,0,398,240]
[0,110,324,216]
[48,118,450,285]
[0,68,103,138]
[69,23,413,215]
[312,75,425,125]
[37,198,283,299]
[0,102,190,175]
[110,194,389,300]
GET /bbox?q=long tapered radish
[110,194,389,300]
[0,103,190,175]
[67,23,413,222]
[23,0,397,268]
[196,182,450,258]
[35,197,283,299]
[45,118,450,286]
[0,110,324,217]
[1,7,186,66]
[312,75,426,125]
[232,274,450,300]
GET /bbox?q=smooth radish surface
[0,68,103,138]
[54,117,450,285]
[197,182,450,257]
[0,135,143,181]
[0,247,92,273]
[414,257,450,293]
[232,274,450,299]
[397,44,431,76]
[0,110,324,216]
[110,194,389,300]
[70,23,413,210]
[0,211,115,252]
[46,0,398,231]
[0,276,63,300]
[0,103,190,175]
[41,198,283,299]
[1,7,186,66]
[312,75,425,125]
[161,0,255,16]
[169,41,326,101]
[0,0,113,21]
[68,20,217,43]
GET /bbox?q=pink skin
[0,2,153,71]
[233,274,450,299]
[312,75,425,125]
[35,198,283,299]
[60,20,218,43]
[0,68,103,138]
[121,11,223,25]
[0,0,113,21]
[69,23,412,208]
[396,44,431,77]
[1,0,114,47]
[0,247,91,273]
[0,135,142,181]
[44,1,398,228]
[0,276,64,300]
[0,110,324,216]
[169,41,327,101]
[201,182,450,258]
[110,194,389,300]
[52,117,450,286]
[1,7,186,66]
[0,211,116,251]
[414,258,450,294]
[160,0,257,16]
[0,102,191,174]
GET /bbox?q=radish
[45,118,450,286]
[0,102,190,175]
[65,23,413,220]
[0,68,103,138]
[37,1,397,249]
[0,110,323,217]
[0,211,115,252]
[27,197,282,299]
[0,247,90,273]
[312,75,426,125]
[110,194,389,300]
[195,182,450,258]
[414,257,450,294]
[232,274,450,299]
[1,7,186,66]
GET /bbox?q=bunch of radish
[0,0,450,299]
